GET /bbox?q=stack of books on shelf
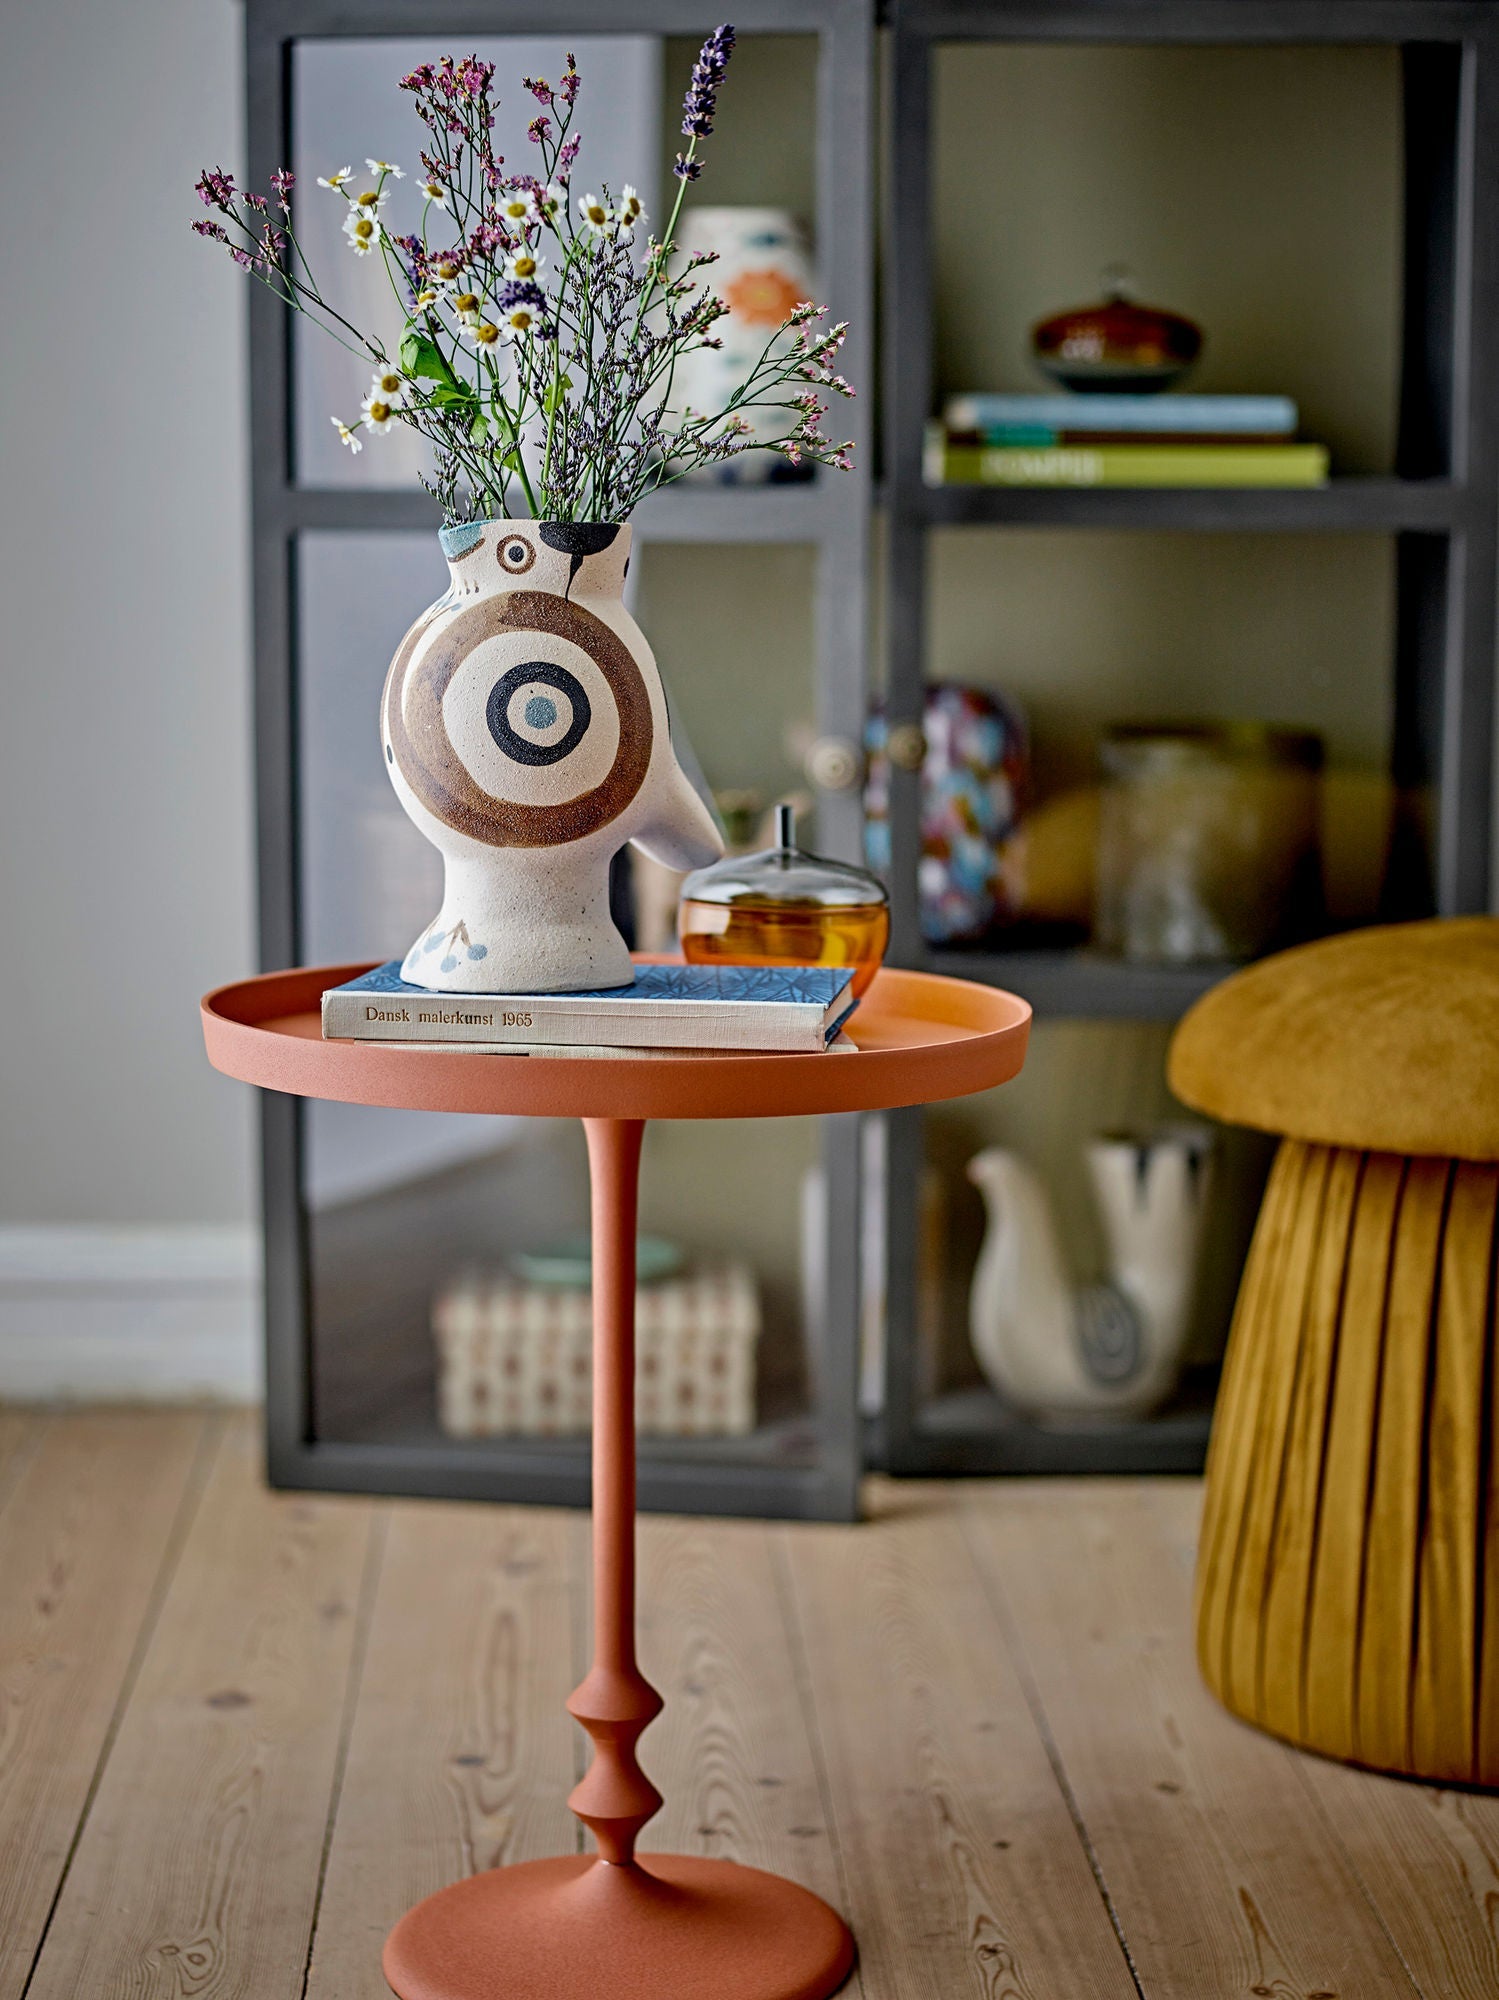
[320,960,859,1057]
[927,392,1329,488]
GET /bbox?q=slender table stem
[566,1117,664,1866]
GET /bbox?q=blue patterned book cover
[322,961,859,1053]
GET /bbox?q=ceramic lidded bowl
[382,518,723,994]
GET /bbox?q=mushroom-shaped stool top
[1167,916,1499,1785]
[1167,915,1499,1159]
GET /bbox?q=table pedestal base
[383,1853,855,2000]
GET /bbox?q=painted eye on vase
[498,535,535,574]
[486,661,593,767]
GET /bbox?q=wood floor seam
[298,1502,390,2000]
[954,1494,1149,2000]
[1282,1748,1432,2000]
[767,1527,863,1974]
[0,1413,50,1524]
[15,1411,224,2000]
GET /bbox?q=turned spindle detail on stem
[567,1118,662,1865]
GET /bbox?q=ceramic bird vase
[382,518,723,993]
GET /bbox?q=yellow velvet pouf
[1168,918,1499,1784]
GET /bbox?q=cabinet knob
[805,735,862,793]
[886,721,927,772]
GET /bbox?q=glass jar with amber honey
[678,804,890,999]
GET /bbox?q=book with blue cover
[943,392,1298,437]
[321,961,860,1053]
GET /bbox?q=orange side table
[202,960,1030,2000]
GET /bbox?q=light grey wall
[0,0,255,1223]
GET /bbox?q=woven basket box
[433,1262,759,1438]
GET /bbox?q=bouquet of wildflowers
[193,27,854,524]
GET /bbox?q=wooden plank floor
[3,1410,1498,1998]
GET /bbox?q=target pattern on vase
[383,585,652,849]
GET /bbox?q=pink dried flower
[196,167,236,209]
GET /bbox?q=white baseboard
[0,1225,263,1403]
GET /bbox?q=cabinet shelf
[917,476,1461,534]
[278,480,838,546]
[876,1382,1218,1477]
[290,1410,836,1520]
[928,947,1234,1021]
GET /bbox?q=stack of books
[928,392,1329,488]
[320,960,860,1057]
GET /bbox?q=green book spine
[926,438,1330,488]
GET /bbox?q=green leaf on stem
[542,373,574,418]
[399,326,462,389]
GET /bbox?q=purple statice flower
[523,75,552,105]
[558,54,580,106]
[558,135,580,177]
[393,231,429,282]
[680,24,735,139]
[229,246,252,268]
[196,166,236,209]
[457,55,494,99]
[497,277,546,315]
[270,168,295,210]
[672,152,703,182]
[400,62,436,91]
[244,191,268,213]
[528,115,551,145]
[192,217,228,242]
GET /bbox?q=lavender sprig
[673,22,736,180]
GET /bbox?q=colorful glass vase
[678,805,890,999]
[865,683,1029,945]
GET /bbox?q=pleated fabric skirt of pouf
[1195,1135,1499,1784]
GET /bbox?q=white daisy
[415,175,449,209]
[534,183,565,223]
[366,158,404,179]
[466,320,505,358]
[412,285,443,317]
[497,186,534,225]
[342,209,381,255]
[617,184,645,231]
[448,289,484,325]
[430,255,464,289]
[331,416,363,453]
[317,166,353,191]
[503,247,545,283]
[500,301,541,338]
[348,181,387,218]
[577,191,612,236]
[368,365,406,409]
[360,393,397,433]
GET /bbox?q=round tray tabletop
[201,961,1030,1122]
